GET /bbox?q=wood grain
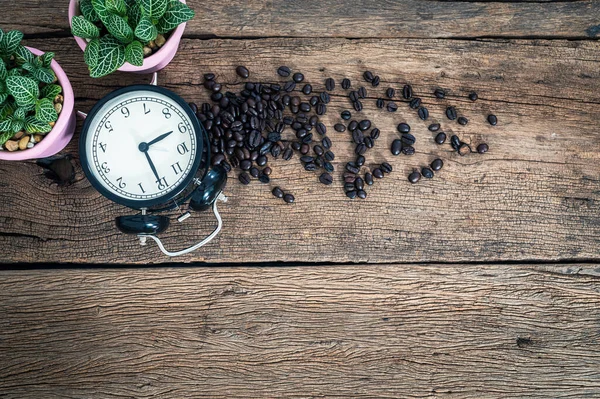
[1,263,599,398]
[2,0,600,39]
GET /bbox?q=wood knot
[37,154,75,186]
[516,336,533,348]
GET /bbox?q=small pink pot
[68,0,187,74]
[0,47,76,161]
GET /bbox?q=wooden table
[1,1,600,397]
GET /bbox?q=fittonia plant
[71,0,195,78]
[0,28,62,147]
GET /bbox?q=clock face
[80,85,203,209]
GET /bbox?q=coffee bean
[236,66,249,78]
[319,172,333,185]
[386,88,395,98]
[325,151,335,161]
[353,101,363,112]
[316,122,327,135]
[391,139,403,155]
[428,123,440,132]
[401,133,416,146]
[435,132,447,145]
[204,73,215,81]
[446,106,457,120]
[334,123,346,132]
[376,98,385,108]
[349,91,359,102]
[370,128,380,140]
[283,147,293,160]
[300,103,311,112]
[359,120,371,131]
[353,176,364,190]
[351,130,364,145]
[402,145,415,155]
[283,193,295,203]
[321,137,332,150]
[387,102,398,112]
[293,72,304,83]
[403,84,413,99]
[341,78,351,89]
[488,114,498,126]
[320,92,330,104]
[365,172,374,185]
[458,116,468,125]
[469,92,478,101]
[324,162,334,172]
[239,172,251,185]
[300,143,310,154]
[431,158,443,171]
[373,168,384,179]
[300,155,314,163]
[240,160,252,170]
[310,96,319,106]
[346,164,360,174]
[263,166,272,176]
[434,88,445,99]
[277,66,291,77]
[418,106,429,120]
[309,116,319,126]
[304,162,317,171]
[326,78,335,91]
[358,86,367,99]
[284,81,296,92]
[408,170,421,184]
[344,182,355,191]
[249,167,259,178]
[341,110,352,120]
[212,153,225,166]
[397,123,410,133]
[409,97,421,109]
[314,145,324,156]
[355,143,367,155]
[272,186,284,198]
[302,84,312,95]
[356,155,365,167]
[346,190,357,199]
[348,120,358,131]
[380,162,393,174]
[421,167,434,179]
[458,143,471,156]
[292,142,301,151]
[358,190,368,199]
[363,71,374,82]
[477,143,489,154]
[372,76,380,87]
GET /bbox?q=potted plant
[68,0,194,77]
[0,29,75,161]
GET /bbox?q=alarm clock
[79,73,227,256]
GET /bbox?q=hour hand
[147,131,173,147]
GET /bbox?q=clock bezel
[80,84,204,210]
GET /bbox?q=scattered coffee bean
[365,172,374,185]
[293,72,304,83]
[304,162,317,171]
[446,106,457,120]
[259,174,270,183]
[450,135,461,150]
[263,166,272,176]
[477,143,489,154]
[284,81,296,92]
[372,76,380,87]
[334,123,346,132]
[434,88,445,99]
[325,78,335,91]
[458,116,468,126]
[418,107,429,120]
[316,122,327,135]
[358,86,367,98]
[346,190,357,199]
[402,146,415,155]
[348,120,358,131]
[359,120,371,131]
[344,182,355,191]
[277,66,291,77]
[236,66,249,78]
[397,123,411,133]
[403,84,413,99]
[357,190,367,199]
[239,172,251,185]
[488,114,498,126]
[386,102,398,112]
[431,158,443,171]
[250,167,260,178]
[391,139,403,155]
[283,193,295,203]
[355,143,367,155]
[428,123,440,132]
[386,88,395,98]
[322,136,332,150]
[380,162,393,174]
[363,71,374,82]
[314,145,324,156]
[302,84,312,95]
[370,128,380,140]
[324,162,334,172]
[283,147,293,160]
[272,186,284,198]
[409,97,421,109]
[469,92,478,101]
[346,163,360,174]
[204,73,215,81]
[300,103,311,112]
[319,172,333,185]
[353,101,363,112]
[408,170,421,184]
[355,177,364,190]
[300,143,310,154]
[325,151,335,161]
[421,167,434,179]
[401,133,416,146]
[300,155,314,163]
[341,78,351,89]
[364,136,374,148]
[458,143,472,156]
[240,159,252,170]
[341,110,352,120]
[356,155,365,167]
[373,168,384,179]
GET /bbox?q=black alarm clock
[79,73,227,256]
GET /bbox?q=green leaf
[7,68,22,77]
[139,0,168,19]
[105,0,127,16]
[35,98,58,123]
[71,15,100,39]
[39,52,55,68]
[0,30,24,55]
[125,40,144,66]
[13,45,35,64]
[0,93,7,105]
[10,119,24,134]
[0,101,15,119]
[41,84,62,100]
[0,59,6,80]
[134,16,158,42]
[80,0,100,22]
[91,0,110,20]
[126,0,142,27]
[89,36,126,78]
[84,38,101,68]
[156,0,194,34]
[33,67,56,84]
[14,107,26,120]
[6,76,39,107]
[0,129,13,146]
[24,116,52,134]
[105,14,134,43]
[22,62,36,73]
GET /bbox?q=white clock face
[83,88,199,206]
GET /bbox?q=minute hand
[144,151,161,182]
[147,131,173,147]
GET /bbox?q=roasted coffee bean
[314,145,324,156]
[359,120,371,131]
[240,160,252,170]
[222,161,232,173]
[391,139,403,155]
[418,106,429,120]
[346,163,360,174]
[304,162,317,171]
[357,190,367,199]
[309,116,319,126]
[401,133,416,146]
[402,145,415,155]
[446,106,457,120]
[373,168,384,179]
[376,98,385,108]
[300,155,315,163]
[353,101,363,112]
[365,172,374,186]
[358,86,367,99]
[283,115,294,124]
[322,136,332,150]
[293,72,304,83]
[458,116,468,126]
[381,162,393,174]
[370,128,380,141]
[469,92,478,101]
[315,103,325,115]
[344,182,355,191]
[355,143,367,155]
[349,91,359,102]
[371,76,380,87]
[450,135,461,150]
[302,84,312,95]
[263,166,272,176]
[408,170,421,184]
[267,131,281,142]
[346,190,357,199]
[326,77,335,91]
[300,103,311,112]
[325,151,335,161]
[212,153,225,165]
[364,136,374,148]
[435,132,447,144]
[309,96,319,106]
[277,66,291,77]
[212,83,222,93]
[348,120,358,131]
[283,193,295,203]
[250,150,259,161]
[428,123,440,132]
[300,143,310,154]
[334,123,346,132]
[431,158,443,171]
[397,123,410,133]
[284,81,296,92]
[355,177,364,190]
[320,91,330,104]
[386,88,395,98]
[488,114,498,126]
[316,122,327,135]
[272,186,284,198]
[403,84,413,99]
[204,80,216,90]
[292,142,302,151]
[341,78,351,89]
[236,66,249,78]
[477,143,489,154]
[409,97,421,109]
[283,147,293,160]
[387,102,398,112]
[319,172,333,185]
[256,155,267,166]
[341,110,351,120]
[356,155,365,167]
[352,130,364,144]
[249,167,260,178]
[434,88,445,99]
[204,73,215,81]
[363,71,374,82]
[458,143,471,156]
[239,172,251,185]
[421,167,434,179]
[324,162,335,173]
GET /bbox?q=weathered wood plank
[1,263,599,398]
[2,0,600,39]
[1,37,599,264]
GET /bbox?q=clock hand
[147,131,173,147]
[143,151,161,182]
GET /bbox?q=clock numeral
[171,161,183,175]
[162,108,172,119]
[138,183,145,193]
[101,162,110,174]
[99,142,107,153]
[143,103,150,114]
[121,107,130,118]
[116,177,126,189]
[178,122,187,133]
[177,142,189,155]
[156,177,169,191]
[104,120,113,132]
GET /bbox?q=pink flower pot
[0,47,76,161]
[68,0,188,74]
